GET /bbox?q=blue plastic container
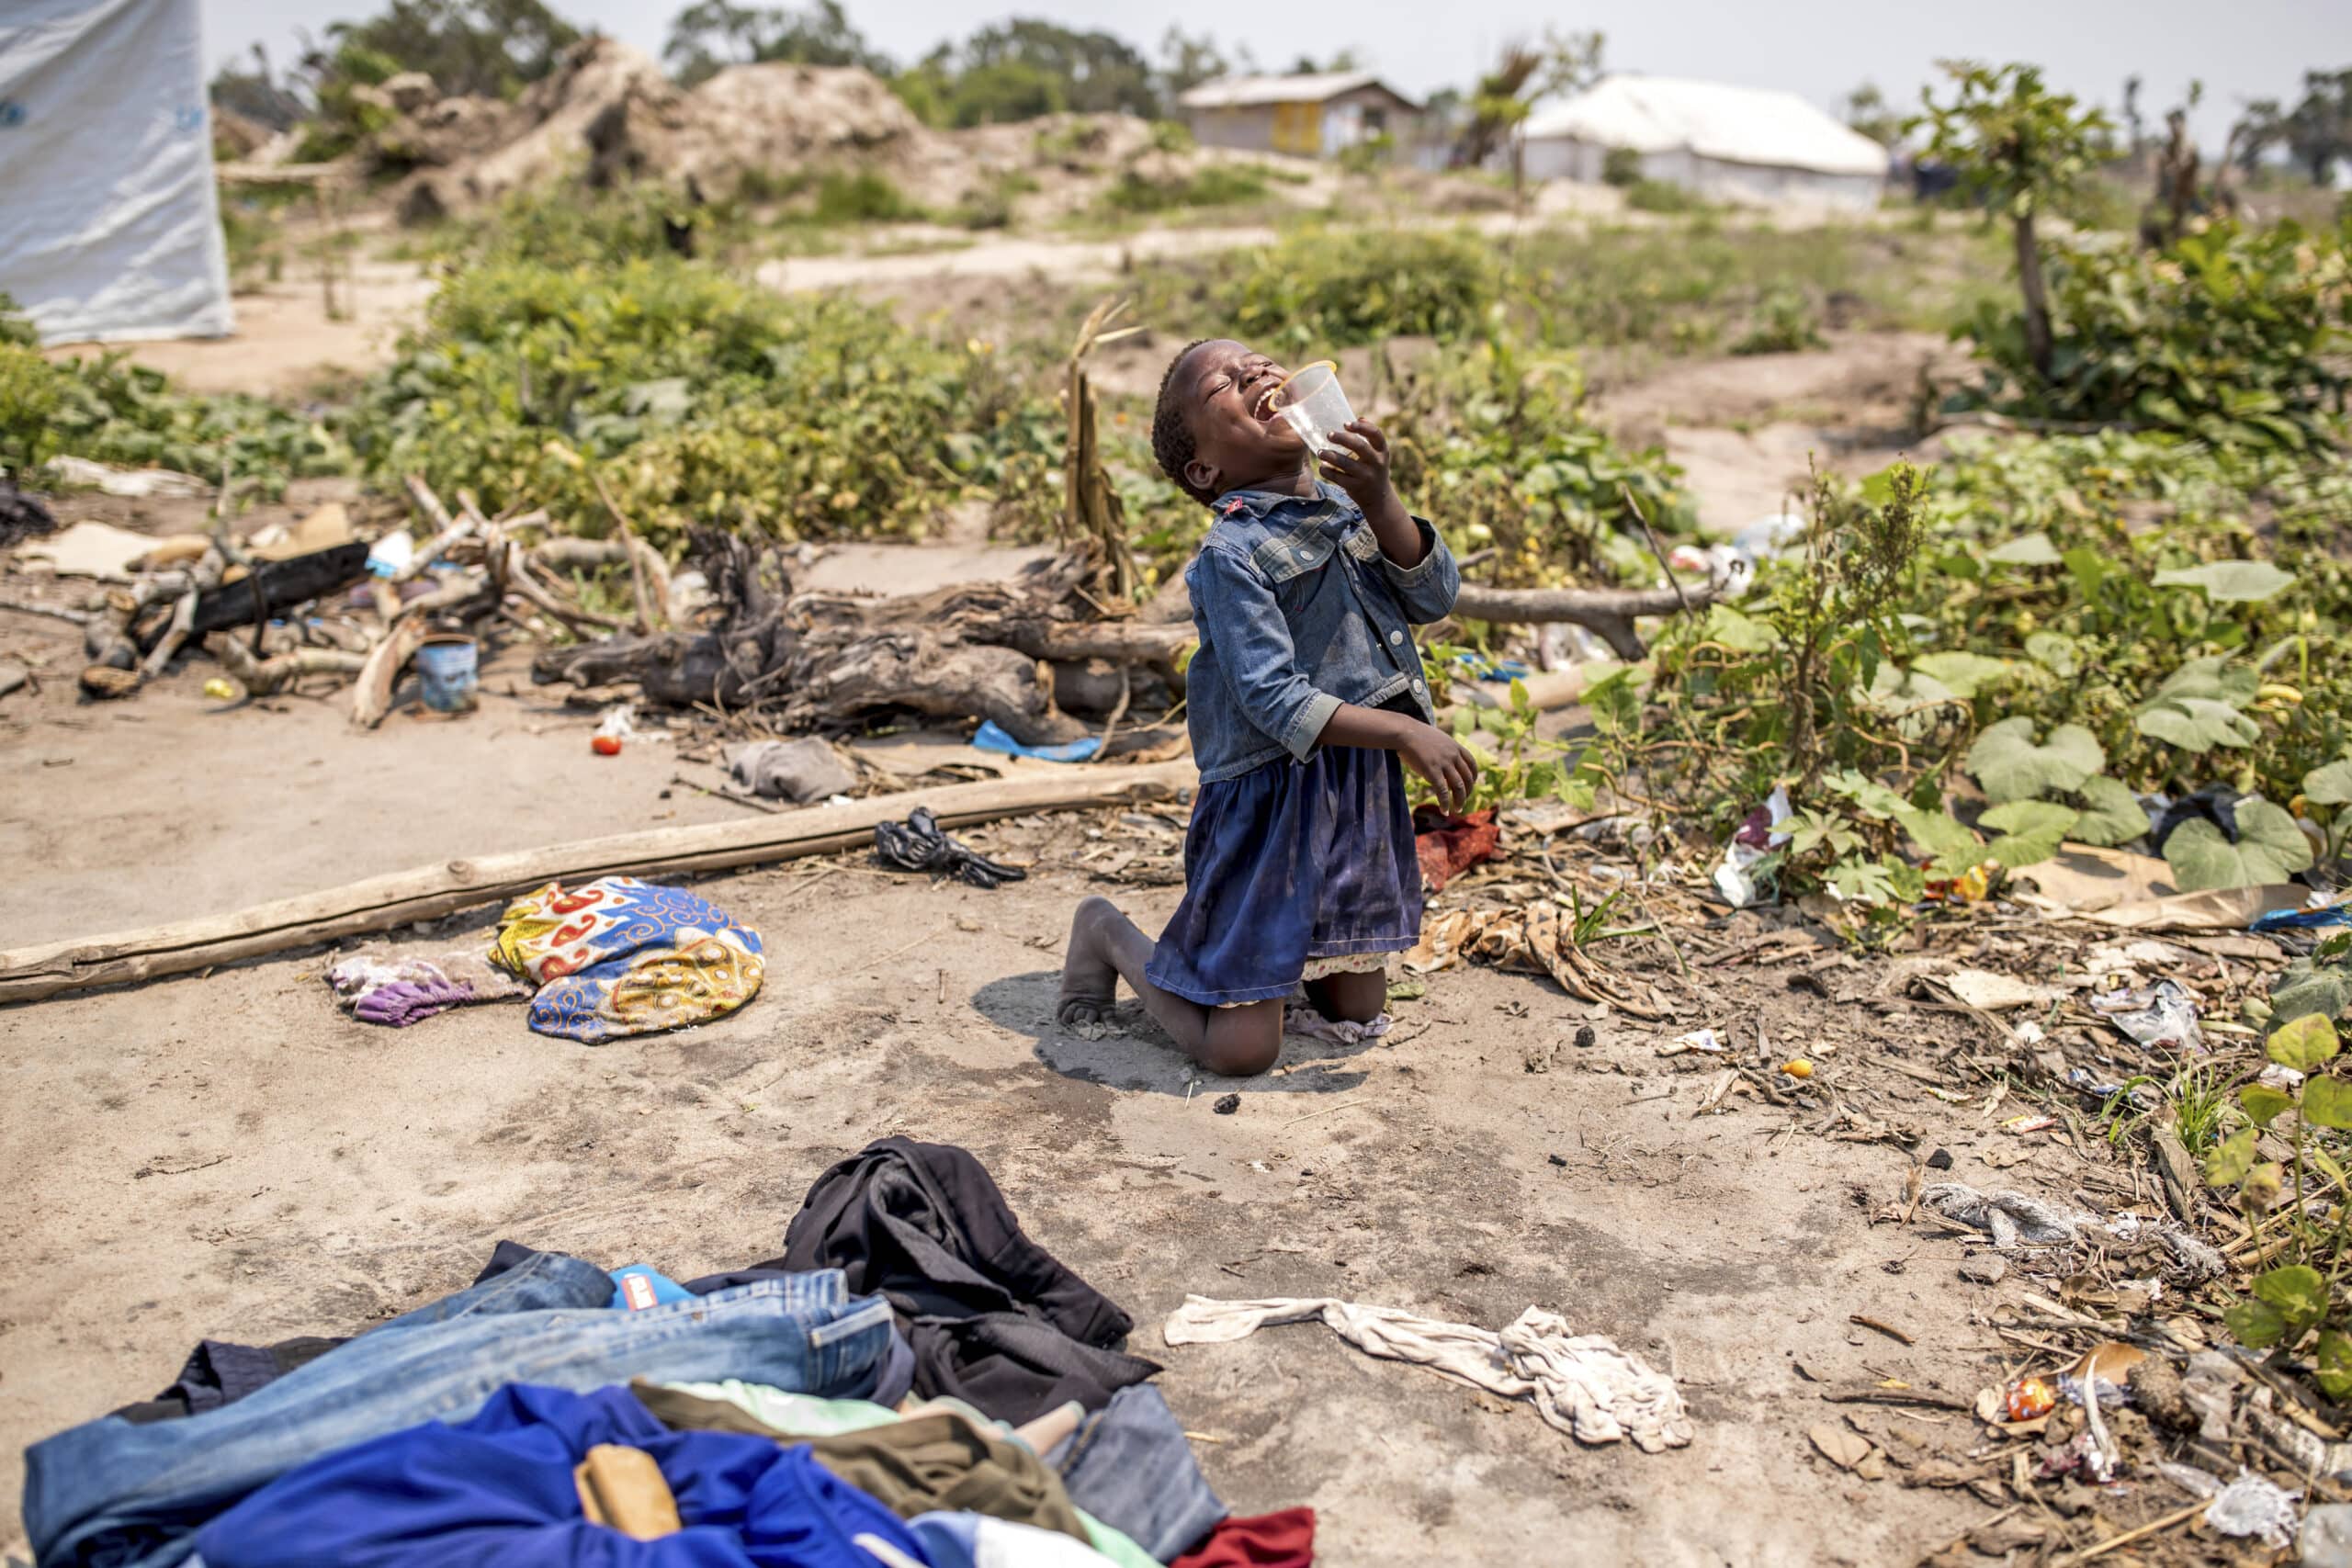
[415,633,479,713]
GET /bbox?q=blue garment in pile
[192,1383,930,1568]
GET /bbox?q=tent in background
[0,0,233,344]
[1522,74,1890,211]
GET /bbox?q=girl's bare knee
[1202,1009,1282,1077]
[1315,971,1387,1024]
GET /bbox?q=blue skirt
[1145,745,1423,1006]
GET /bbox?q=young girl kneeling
[1057,339,1478,1077]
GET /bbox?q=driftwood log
[532,531,793,707]
[1451,584,1718,660]
[528,524,1716,733]
[0,761,1195,1004]
[531,537,1179,746]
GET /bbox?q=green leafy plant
[1623,178,1711,214]
[2206,1014,2352,1393]
[1383,333,1689,589]
[811,171,924,225]
[1097,163,1272,216]
[1422,659,1607,818]
[1730,287,1826,355]
[1134,225,1500,352]
[337,255,1059,543]
[1908,61,2116,381]
[1952,219,2352,447]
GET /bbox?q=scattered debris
[2088,979,2205,1052]
[2203,1470,2300,1548]
[1713,786,1791,908]
[2004,1375,2056,1422]
[1944,970,2062,1011]
[874,807,1029,890]
[729,737,856,805]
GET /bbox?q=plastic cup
[1268,360,1354,455]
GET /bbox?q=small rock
[2301,1504,2352,1568]
[1574,1024,1598,1048]
[1546,1153,1567,1168]
[1926,1147,1953,1170]
[1959,1256,2007,1285]
[1212,1093,1239,1115]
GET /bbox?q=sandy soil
[0,702,1998,1566]
[44,256,436,400]
[0,212,2075,1562]
[2,570,2101,1564]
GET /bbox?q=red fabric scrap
[1172,1507,1316,1568]
[1413,807,1498,892]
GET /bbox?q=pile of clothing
[328,875,767,1043]
[22,1139,1311,1568]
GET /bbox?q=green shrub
[1624,178,1709,214]
[0,343,67,474]
[1731,286,1827,355]
[954,171,1038,230]
[1141,225,1499,352]
[1384,333,1690,589]
[422,181,748,268]
[811,171,923,224]
[339,256,1057,543]
[0,292,36,347]
[734,166,815,204]
[5,349,344,496]
[1600,147,1642,187]
[1956,218,2352,447]
[1098,163,1271,215]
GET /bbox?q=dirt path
[4,587,2076,1562]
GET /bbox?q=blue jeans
[1047,1383,1228,1561]
[26,1257,893,1568]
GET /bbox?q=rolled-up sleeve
[1193,547,1340,761]
[1381,517,1461,624]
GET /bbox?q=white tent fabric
[0,0,233,344]
[1524,74,1888,178]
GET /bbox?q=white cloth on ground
[1162,1295,1691,1452]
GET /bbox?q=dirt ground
[1,625,2003,1564]
[3,215,2162,1564]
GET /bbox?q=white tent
[1522,74,1889,211]
[0,0,233,344]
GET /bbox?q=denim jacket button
[1388,629,1403,644]
[1413,680,1427,694]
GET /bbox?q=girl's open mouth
[1246,367,1287,423]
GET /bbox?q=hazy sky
[202,0,2352,148]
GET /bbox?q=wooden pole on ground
[0,760,1197,1005]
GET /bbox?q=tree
[2282,69,2352,186]
[903,18,1160,128]
[1156,27,1227,99]
[2231,98,2285,174]
[320,0,581,99]
[2230,70,2352,185]
[2121,74,2143,156]
[1910,62,2113,380]
[1843,83,1902,148]
[662,0,890,89]
[1457,29,1604,191]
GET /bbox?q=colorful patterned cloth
[490,877,765,1043]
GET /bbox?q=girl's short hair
[1151,338,1216,507]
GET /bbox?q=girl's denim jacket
[1182,481,1460,784]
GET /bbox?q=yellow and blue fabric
[491,877,765,1043]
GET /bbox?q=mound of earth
[587,59,936,199]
